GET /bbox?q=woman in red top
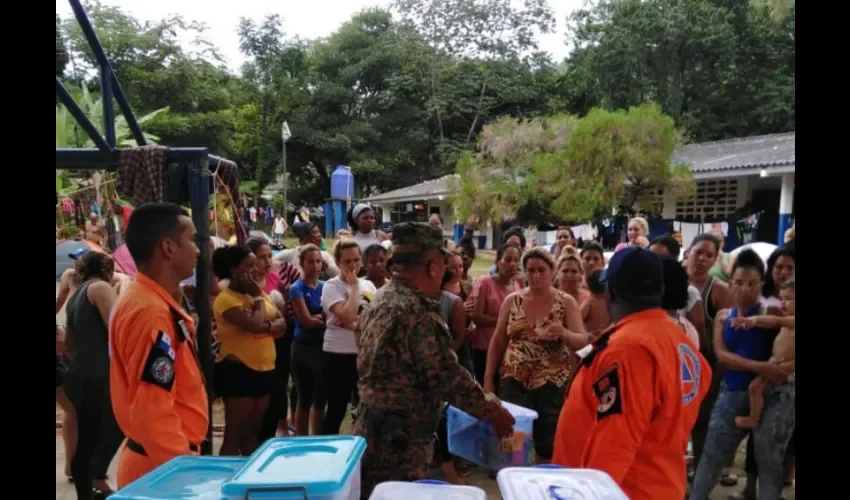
[470,244,522,387]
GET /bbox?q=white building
[363,132,795,248]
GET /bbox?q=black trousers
[64,372,124,499]
[258,329,298,442]
[321,352,358,435]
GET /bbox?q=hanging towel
[116,145,168,207]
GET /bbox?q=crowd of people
[55,203,795,500]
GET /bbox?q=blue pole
[188,154,214,455]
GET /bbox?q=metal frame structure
[56,0,225,454]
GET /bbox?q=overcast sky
[57,0,585,72]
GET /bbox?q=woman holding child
[689,250,795,500]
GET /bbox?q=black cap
[600,247,664,302]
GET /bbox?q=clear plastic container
[497,465,629,500]
[446,400,538,470]
[110,456,247,500]
[369,480,486,500]
[221,436,366,500]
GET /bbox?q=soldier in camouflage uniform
[354,222,515,498]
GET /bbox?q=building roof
[363,174,458,204]
[364,132,796,203]
[674,132,795,179]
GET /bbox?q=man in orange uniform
[109,203,208,488]
[552,247,712,500]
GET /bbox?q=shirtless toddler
[731,279,795,429]
[580,269,611,338]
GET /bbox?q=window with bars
[675,179,738,219]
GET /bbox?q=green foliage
[55,0,792,216]
[455,104,694,223]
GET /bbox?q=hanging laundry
[571,224,595,242]
[708,222,729,236]
[116,145,168,207]
[248,206,257,222]
[674,222,701,249]
[91,200,101,216]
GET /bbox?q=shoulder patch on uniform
[140,331,176,391]
[679,343,702,406]
[593,366,622,419]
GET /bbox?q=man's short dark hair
[650,234,681,259]
[125,202,190,265]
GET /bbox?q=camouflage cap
[390,222,446,262]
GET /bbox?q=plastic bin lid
[369,481,487,500]
[110,456,248,500]
[221,436,367,498]
[449,400,539,421]
[496,466,629,500]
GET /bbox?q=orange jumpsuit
[552,309,711,500]
[109,273,209,488]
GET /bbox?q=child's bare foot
[734,416,759,429]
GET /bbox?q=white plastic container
[497,465,629,500]
[221,436,366,500]
[369,480,486,500]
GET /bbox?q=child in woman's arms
[730,279,795,429]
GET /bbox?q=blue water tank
[330,165,354,199]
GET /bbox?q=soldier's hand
[488,406,515,439]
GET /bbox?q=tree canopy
[56,0,794,212]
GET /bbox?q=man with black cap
[273,221,339,279]
[551,247,711,500]
[354,222,515,498]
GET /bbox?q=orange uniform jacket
[109,273,209,487]
[552,309,711,500]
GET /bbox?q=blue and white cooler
[109,456,248,500]
[497,465,629,500]
[221,435,366,500]
[369,479,486,500]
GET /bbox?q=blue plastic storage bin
[110,456,248,500]
[496,466,629,500]
[368,480,486,500]
[446,400,538,470]
[221,436,366,500]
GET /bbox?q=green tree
[561,0,794,141]
[454,104,693,223]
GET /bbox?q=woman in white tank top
[348,203,388,251]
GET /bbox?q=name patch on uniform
[593,367,622,419]
[679,343,701,406]
[141,331,176,391]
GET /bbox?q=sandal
[720,472,739,486]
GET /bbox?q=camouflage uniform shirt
[354,277,502,495]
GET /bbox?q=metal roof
[364,132,796,203]
[675,132,795,179]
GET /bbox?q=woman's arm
[687,297,706,340]
[561,294,591,350]
[292,297,325,328]
[221,298,270,333]
[449,298,467,351]
[471,281,498,327]
[713,309,772,374]
[712,281,733,310]
[483,295,514,392]
[56,270,76,315]
[733,315,795,330]
[87,280,117,327]
[329,284,360,326]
